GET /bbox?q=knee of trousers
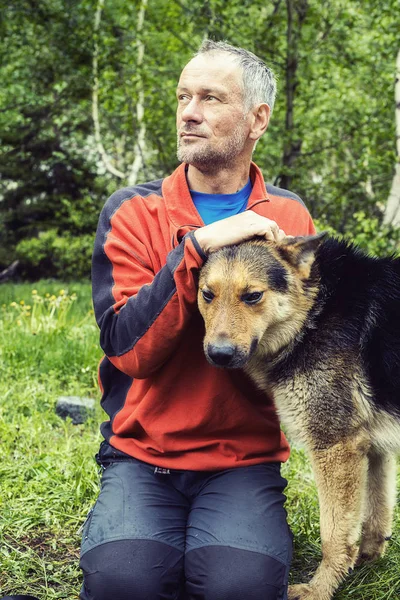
[79,539,184,600]
[185,546,290,600]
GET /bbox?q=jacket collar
[162,162,270,230]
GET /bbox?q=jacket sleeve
[307,213,316,235]
[92,190,207,380]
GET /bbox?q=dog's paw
[288,584,309,600]
[288,583,331,600]
[357,534,389,564]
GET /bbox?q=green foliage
[16,230,94,279]
[0,0,103,275]
[315,210,400,257]
[347,212,400,256]
[0,0,399,277]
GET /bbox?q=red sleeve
[92,190,206,379]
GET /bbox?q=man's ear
[278,232,328,279]
[248,103,270,140]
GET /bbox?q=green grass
[0,282,103,598]
[0,282,399,599]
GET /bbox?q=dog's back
[305,238,400,419]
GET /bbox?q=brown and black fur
[198,234,399,600]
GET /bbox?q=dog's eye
[202,289,214,303]
[241,292,263,305]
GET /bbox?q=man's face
[176,53,250,170]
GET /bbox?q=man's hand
[194,212,286,254]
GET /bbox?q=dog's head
[198,233,325,368]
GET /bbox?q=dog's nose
[207,343,236,366]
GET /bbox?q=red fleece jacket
[92,162,315,470]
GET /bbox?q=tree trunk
[383,49,400,227]
[92,0,126,179]
[0,260,19,282]
[92,0,149,184]
[278,0,308,191]
[128,0,148,186]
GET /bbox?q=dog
[198,233,399,600]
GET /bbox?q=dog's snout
[207,343,236,366]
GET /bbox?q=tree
[383,48,400,226]
[1,0,399,278]
[0,0,101,273]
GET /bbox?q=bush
[315,211,400,257]
[16,229,94,280]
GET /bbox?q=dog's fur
[198,234,399,600]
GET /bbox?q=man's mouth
[180,132,206,138]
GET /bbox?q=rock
[56,396,95,424]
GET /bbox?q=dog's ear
[278,232,327,279]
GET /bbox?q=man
[80,40,315,600]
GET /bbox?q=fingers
[276,228,287,242]
[262,219,279,241]
[194,212,288,254]
[241,214,286,243]
[262,219,286,242]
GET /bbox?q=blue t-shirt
[190,178,252,225]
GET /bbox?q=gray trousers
[80,458,292,600]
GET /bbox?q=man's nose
[181,98,203,123]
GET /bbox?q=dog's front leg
[288,435,369,600]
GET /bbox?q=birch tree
[128,0,148,186]
[383,49,400,227]
[278,0,308,191]
[92,0,148,183]
[92,0,126,179]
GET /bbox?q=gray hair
[195,39,277,113]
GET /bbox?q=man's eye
[241,292,263,305]
[202,290,215,303]
[206,95,218,101]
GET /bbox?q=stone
[56,396,95,425]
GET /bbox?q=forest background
[1,0,400,281]
[1,0,400,598]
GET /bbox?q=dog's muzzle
[206,343,249,368]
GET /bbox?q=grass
[0,281,399,599]
[0,282,102,599]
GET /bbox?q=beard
[177,120,248,171]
